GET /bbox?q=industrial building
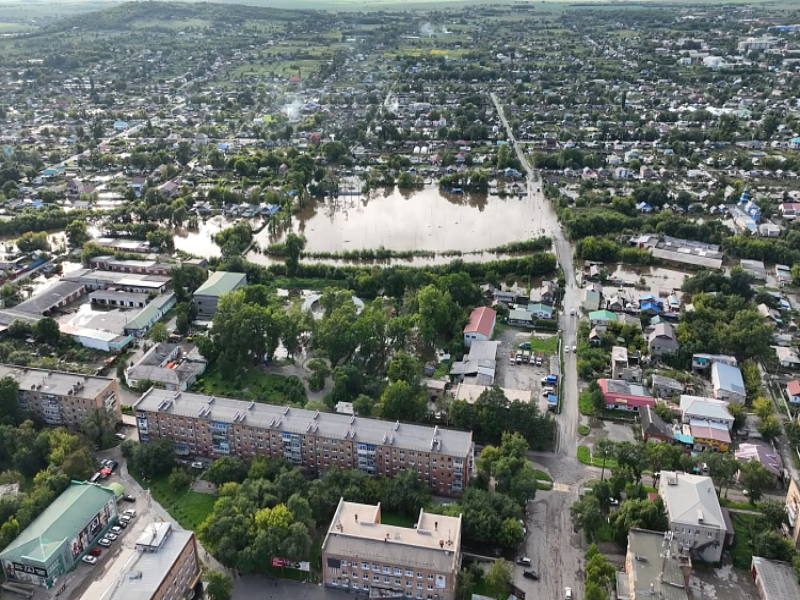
[99,522,202,600]
[321,499,462,600]
[0,481,118,588]
[0,364,120,427]
[134,389,473,496]
[192,271,247,316]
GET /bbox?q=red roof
[464,307,496,337]
[788,380,800,396]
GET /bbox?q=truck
[515,351,523,365]
[541,374,558,386]
[547,394,558,411]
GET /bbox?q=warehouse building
[134,389,473,496]
[0,481,118,588]
[192,271,247,317]
[0,365,121,427]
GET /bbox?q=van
[523,351,531,364]
[515,352,523,365]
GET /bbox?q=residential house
[526,303,554,320]
[125,343,207,392]
[507,308,534,328]
[787,380,800,405]
[688,420,731,452]
[711,362,746,404]
[597,379,655,412]
[616,529,691,600]
[539,281,556,304]
[611,346,629,380]
[463,307,496,347]
[679,395,734,430]
[785,478,800,547]
[658,471,728,563]
[589,310,617,326]
[750,557,800,600]
[651,374,684,399]
[774,346,800,369]
[582,289,601,312]
[692,353,737,371]
[640,405,675,443]
[735,443,783,482]
[648,322,679,357]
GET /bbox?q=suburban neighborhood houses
[0,2,799,600]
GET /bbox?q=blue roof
[547,395,558,404]
[790,136,800,143]
[641,301,660,313]
[674,433,693,445]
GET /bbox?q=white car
[106,533,118,541]
[570,309,576,316]
[572,345,577,353]
[191,461,204,469]
[82,555,98,565]
[565,588,573,600]
[98,538,112,548]
[565,346,570,353]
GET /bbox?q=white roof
[679,395,733,423]
[659,471,725,530]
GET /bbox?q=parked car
[122,494,136,502]
[572,345,576,353]
[111,525,122,535]
[515,352,523,365]
[565,346,570,353]
[114,433,126,441]
[108,461,119,472]
[124,509,137,519]
[565,588,572,600]
[523,350,531,364]
[516,557,532,566]
[98,538,112,547]
[116,520,128,529]
[82,556,98,565]
[523,570,539,580]
[106,533,118,541]
[191,461,204,469]
[88,547,102,557]
[519,342,531,350]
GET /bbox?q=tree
[0,376,21,426]
[16,231,49,253]
[81,408,120,448]
[594,438,615,481]
[727,402,748,432]
[614,441,647,482]
[149,322,168,342]
[753,397,774,422]
[205,456,249,486]
[757,415,782,441]
[759,498,788,531]
[612,498,668,543]
[379,381,427,422]
[484,559,512,600]
[205,571,233,600]
[571,494,604,541]
[752,530,797,562]
[284,233,306,277]
[168,467,191,490]
[33,317,60,345]
[176,141,192,166]
[455,568,475,600]
[65,220,88,248]
[646,443,681,475]
[739,460,773,503]
[175,312,190,336]
[701,451,739,497]
[127,439,175,478]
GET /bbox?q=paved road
[491,93,590,600]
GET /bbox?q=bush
[578,424,590,436]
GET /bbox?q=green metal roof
[107,482,125,497]
[124,292,175,331]
[193,271,246,298]
[0,482,115,563]
[588,310,617,320]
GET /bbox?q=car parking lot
[495,327,559,412]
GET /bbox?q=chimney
[385,533,389,542]
[355,514,358,522]
[434,521,438,531]
[439,540,444,548]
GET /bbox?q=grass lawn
[533,469,553,482]
[730,513,758,570]
[128,468,217,531]
[579,391,595,416]
[720,497,760,511]
[528,335,558,354]
[578,424,590,436]
[193,364,307,405]
[577,445,619,469]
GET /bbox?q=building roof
[679,395,733,424]
[589,310,617,321]
[788,380,800,396]
[464,306,496,336]
[0,482,116,563]
[15,280,85,315]
[124,292,175,331]
[659,471,726,531]
[711,362,745,397]
[135,388,473,458]
[467,341,499,362]
[735,443,783,477]
[322,499,461,574]
[101,524,196,600]
[598,379,655,407]
[454,383,531,404]
[688,419,731,444]
[193,271,246,298]
[649,322,677,342]
[0,364,114,399]
[627,529,690,600]
[752,557,800,600]
[640,405,674,440]
[651,374,684,394]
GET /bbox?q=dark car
[523,570,539,581]
[88,547,102,557]
[109,461,119,472]
[122,494,136,502]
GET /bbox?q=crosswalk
[552,482,571,493]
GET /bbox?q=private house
[650,374,684,399]
[589,310,617,326]
[582,289,601,312]
[692,353,737,371]
[463,307,496,347]
[711,362,746,404]
[597,379,655,412]
[640,406,675,443]
[193,271,247,317]
[679,395,734,430]
[787,380,800,405]
[526,303,554,320]
[658,471,727,563]
[735,443,783,481]
[611,346,629,380]
[507,309,534,328]
[688,420,731,452]
[774,346,800,369]
[648,322,679,357]
[538,281,556,305]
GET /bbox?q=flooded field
[252,185,546,254]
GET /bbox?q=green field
[129,468,217,531]
[193,363,308,405]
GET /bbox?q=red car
[88,547,102,556]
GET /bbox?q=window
[395,578,401,585]
[417,572,423,579]
[405,569,413,577]
[373,575,379,582]
[363,574,369,581]
[363,562,369,570]
[417,583,423,590]
[383,566,391,574]
[427,584,433,591]
[395,568,402,576]
[353,584,359,590]
[373,564,381,572]
[384,576,390,583]
[427,575,433,580]
[406,582,412,588]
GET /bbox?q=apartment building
[785,478,800,547]
[134,389,473,496]
[100,522,202,600]
[321,499,462,600]
[0,364,120,427]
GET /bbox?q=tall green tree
[0,377,21,426]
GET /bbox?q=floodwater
[172,216,228,258]
[252,185,547,254]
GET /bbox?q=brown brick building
[321,499,462,600]
[134,389,473,496]
[0,364,120,427]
